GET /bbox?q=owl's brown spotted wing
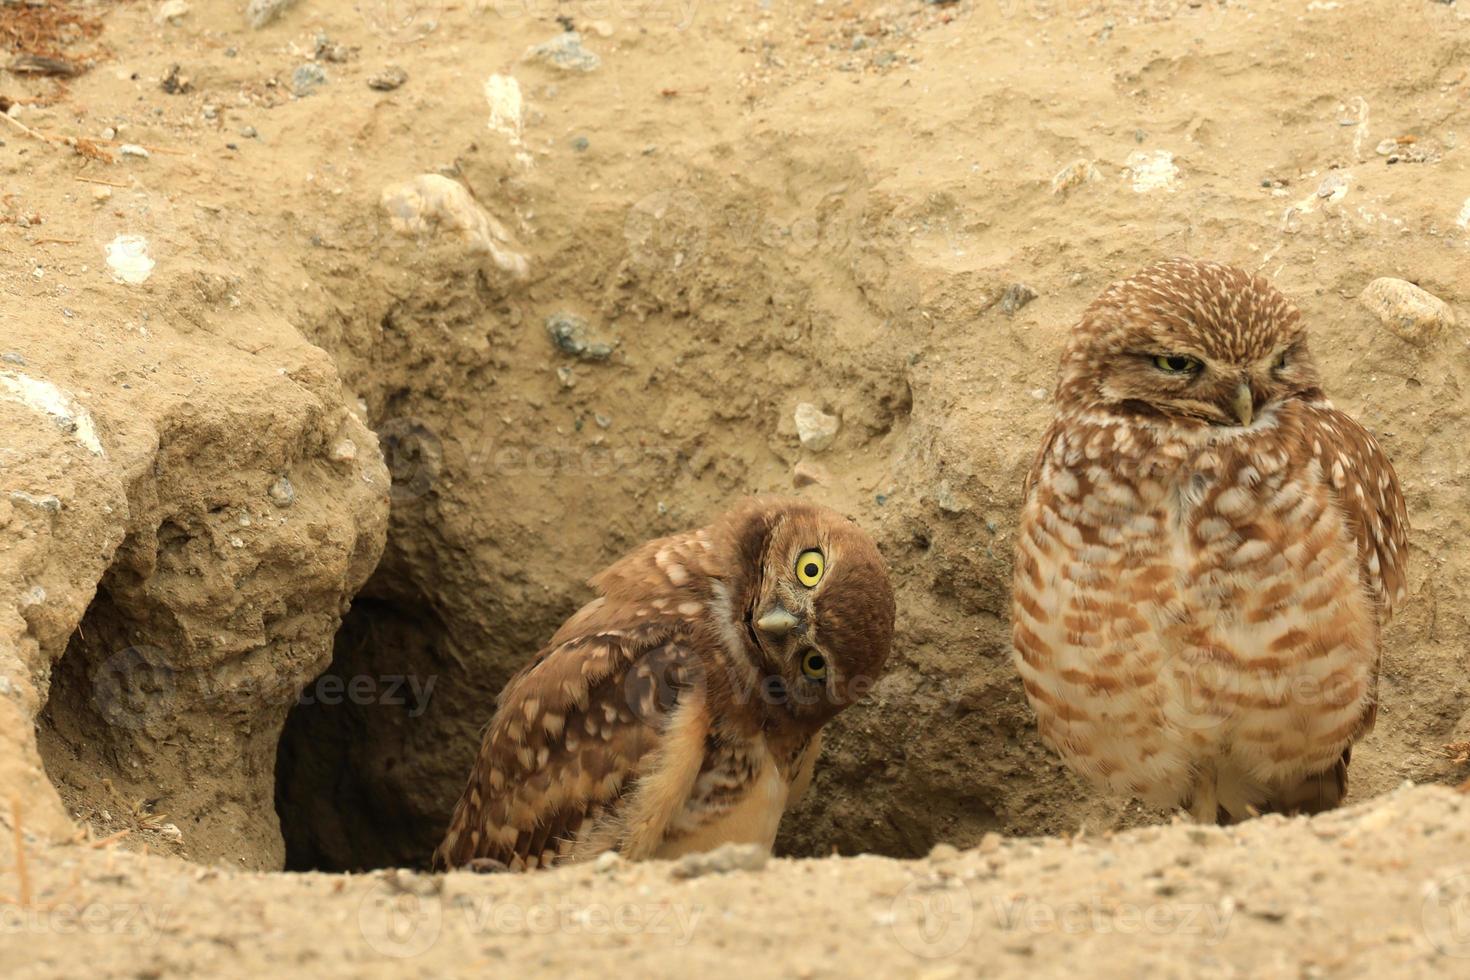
[433,619,703,871]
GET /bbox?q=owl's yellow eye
[800,649,828,681]
[795,550,825,587]
[1154,354,1202,374]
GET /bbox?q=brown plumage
[434,497,895,870]
[1012,258,1409,823]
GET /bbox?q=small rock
[330,439,357,463]
[1,352,26,365]
[155,0,189,24]
[9,491,61,513]
[367,65,408,91]
[1124,149,1179,193]
[593,851,622,873]
[928,842,961,863]
[793,461,831,488]
[291,63,327,97]
[934,479,969,514]
[794,403,840,453]
[851,34,870,50]
[1359,277,1455,344]
[669,843,768,879]
[545,312,614,360]
[245,0,297,29]
[1000,282,1037,315]
[594,413,612,429]
[160,64,191,95]
[158,823,184,843]
[1051,159,1100,195]
[380,174,530,278]
[240,125,257,138]
[526,32,601,72]
[570,135,590,152]
[268,476,295,507]
[314,35,352,63]
[556,365,576,389]
[105,234,154,284]
[119,144,150,159]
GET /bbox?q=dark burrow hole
[274,592,475,872]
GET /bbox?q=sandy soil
[1,0,1469,974]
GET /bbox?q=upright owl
[1011,258,1409,823]
[434,497,895,870]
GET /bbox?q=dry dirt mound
[0,0,1468,974]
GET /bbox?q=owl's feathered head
[716,497,895,731]
[1056,258,1325,428]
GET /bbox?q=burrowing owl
[434,497,895,870]
[1012,258,1409,823]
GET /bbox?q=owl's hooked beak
[1231,381,1254,427]
[756,605,800,637]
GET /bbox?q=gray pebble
[240,125,257,138]
[1000,282,1038,315]
[291,63,327,97]
[1,352,25,365]
[545,312,614,361]
[268,476,296,508]
[245,0,297,29]
[571,135,590,152]
[526,32,601,72]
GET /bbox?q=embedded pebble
[1,352,25,366]
[545,313,614,361]
[155,0,190,24]
[106,234,155,284]
[119,144,150,159]
[526,32,601,72]
[268,476,296,507]
[1124,150,1178,192]
[292,63,327,97]
[1051,159,1100,195]
[245,0,297,29]
[159,823,184,843]
[1359,277,1455,344]
[330,439,357,463]
[1000,282,1037,315]
[794,403,840,452]
[670,843,768,879]
[380,174,529,277]
[368,65,408,91]
[928,843,961,863]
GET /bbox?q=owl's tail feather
[1260,747,1352,818]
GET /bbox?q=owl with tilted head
[1012,258,1409,823]
[435,497,895,870]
